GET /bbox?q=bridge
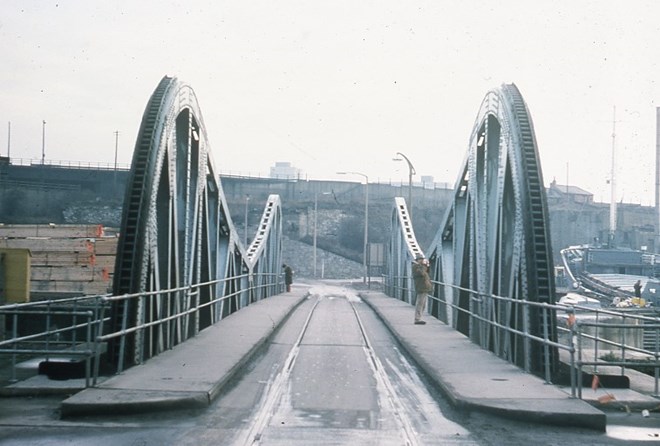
[2,77,660,442]
[107,77,557,379]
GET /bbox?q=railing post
[85,311,92,388]
[577,320,583,400]
[621,313,627,377]
[72,299,78,350]
[542,304,551,383]
[568,309,577,398]
[117,298,129,374]
[192,284,199,337]
[45,301,52,362]
[92,299,106,386]
[10,313,18,383]
[655,323,659,397]
[594,309,600,375]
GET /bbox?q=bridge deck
[48,284,616,429]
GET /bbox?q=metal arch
[426,83,557,375]
[110,76,283,367]
[384,83,557,376]
[246,194,283,302]
[385,197,425,304]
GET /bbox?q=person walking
[283,264,293,292]
[412,254,432,325]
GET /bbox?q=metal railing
[387,276,660,399]
[1,273,285,388]
[5,157,131,171]
[0,295,108,388]
[566,306,660,398]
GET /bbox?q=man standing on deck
[283,264,293,292]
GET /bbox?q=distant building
[420,175,434,189]
[270,162,301,180]
[547,179,593,204]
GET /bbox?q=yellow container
[0,248,31,303]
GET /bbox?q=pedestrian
[634,280,642,298]
[283,264,293,292]
[412,254,432,325]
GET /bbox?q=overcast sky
[1,1,659,204]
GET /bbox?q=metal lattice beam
[109,76,283,368]
[387,83,557,377]
[385,197,424,304]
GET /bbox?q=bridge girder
[388,84,558,377]
[110,76,283,367]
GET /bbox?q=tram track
[348,298,419,446]
[238,296,321,446]
[237,291,422,446]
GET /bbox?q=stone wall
[2,163,659,266]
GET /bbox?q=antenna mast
[609,106,617,246]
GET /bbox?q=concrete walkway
[5,284,659,431]
[359,291,608,430]
[59,285,312,417]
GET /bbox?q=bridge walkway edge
[359,291,608,431]
[59,286,312,417]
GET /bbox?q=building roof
[549,181,592,196]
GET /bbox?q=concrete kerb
[59,289,311,417]
[358,291,607,431]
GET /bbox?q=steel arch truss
[110,76,283,367]
[429,84,557,375]
[246,195,283,301]
[386,84,557,376]
[385,197,425,304]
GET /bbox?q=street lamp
[337,171,369,283]
[393,152,416,219]
[113,130,119,192]
[244,195,250,246]
[114,131,119,171]
[41,120,46,165]
[313,191,331,277]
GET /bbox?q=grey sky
[1,1,659,203]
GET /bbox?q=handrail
[0,271,284,387]
[388,274,660,399]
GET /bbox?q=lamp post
[41,120,46,165]
[313,191,331,277]
[114,131,119,171]
[393,152,416,219]
[113,130,119,192]
[337,171,369,283]
[244,195,250,246]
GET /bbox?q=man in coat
[282,264,293,292]
[412,254,432,325]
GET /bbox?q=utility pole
[113,131,119,192]
[393,152,416,220]
[114,131,119,170]
[41,120,46,164]
[609,106,617,246]
[244,195,250,247]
